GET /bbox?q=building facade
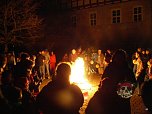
[49,0,152,50]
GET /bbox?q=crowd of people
[62,47,112,75]
[0,47,152,114]
[0,49,58,114]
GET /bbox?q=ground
[79,74,101,114]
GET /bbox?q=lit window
[90,13,96,26]
[112,9,121,23]
[133,7,142,22]
[72,16,77,27]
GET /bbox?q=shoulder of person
[70,84,81,91]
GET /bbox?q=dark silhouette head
[1,70,13,85]
[15,77,29,90]
[20,52,30,60]
[55,62,71,84]
[112,49,127,65]
[8,87,22,103]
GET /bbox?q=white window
[112,9,121,23]
[133,7,142,22]
[90,13,96,26]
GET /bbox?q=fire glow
[70,57,91,91]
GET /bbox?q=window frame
[133,6,143,22]
[111,9,121,24]
[89,12,97,27]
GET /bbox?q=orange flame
[70,57,91,91]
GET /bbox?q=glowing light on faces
[70,57,91,91]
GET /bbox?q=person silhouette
[86,49,136,114]
[141,79,152,114]
[36,62,84,114]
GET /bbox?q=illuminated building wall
[50,0,152,49]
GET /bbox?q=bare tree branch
[0,0,43,52]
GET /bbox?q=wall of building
[48,0,152,50]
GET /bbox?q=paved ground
[79,74,101,114]
[40,74,101,114]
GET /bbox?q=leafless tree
[0,0,43,52]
